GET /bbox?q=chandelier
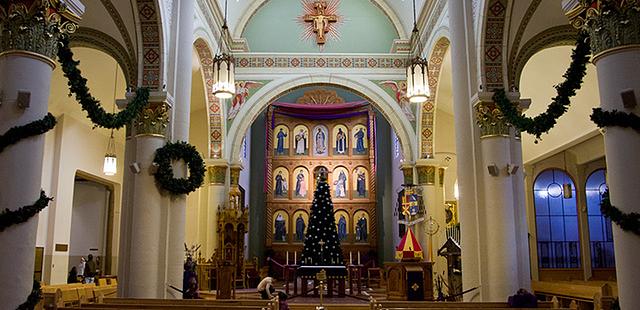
[103,130,117,176]
[212,0,236,99]
[406,0,430,103]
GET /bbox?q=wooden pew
[42,283,118,309]
[100,297,278,310]
[532,281,616,310]
[59,306,266,310]
[370,300,560,310]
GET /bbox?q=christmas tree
[301,174,344,266]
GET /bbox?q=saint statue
[356,169,366,197]
[354,128,366,154]
[335,128,346,154]
[337,215,347,241]
[276,128,287,154]
[274,214,287,241]
[315,128,326,154]
[334,170,347,198]
[275,171,287,197]
[356,214,368,242]
[295,214,306,241]
[295,129,306,155]
[295,170,307,197]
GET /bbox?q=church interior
[0,0,639,309]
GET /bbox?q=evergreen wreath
[57,36,149,129]
[494,31,591,142]
[600,189,640,237]
[16,281,42,310]
[153,141,205,195]
[0,191,54,232]
[0,113,56,154]
[591,108,640,134]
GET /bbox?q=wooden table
[296,265,347,297]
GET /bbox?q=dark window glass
[585,169,615,268]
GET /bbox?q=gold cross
[303,0,337,45]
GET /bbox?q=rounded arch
[234,0,407,40]
[193,37,225,159]
[226,75,417,164]
[479,0,509,91]
[418,36,451,158]
[509,25,579,90]
[70,28,137,88]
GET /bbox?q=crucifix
[303,0,337,45]
[318,239,325,264]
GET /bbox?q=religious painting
[352,166,369,198]
[293,210,309,242]
[312,125,329,156]
[292,124,309,155]
[273,125,290,156]
[378,80,415,122]
[332,124,348,155]
[273,210,289,242]
[353,210,369,242]
[228,81,264,120]
[332,166,349,199]
[352,124,368,155]
[334,210,349,241]
[297,0,343,47]
[273,167,289,198]
[293,166,310,199]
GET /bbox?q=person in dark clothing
[67,266,78,283]
[84,254,97,283]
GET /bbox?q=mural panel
[332,124,349,155]
[352,124,368,155]
[274,125,290,156]
[334,210,349,241]
[352,166,369,198]
[292,124,309,155]
[273,167,289,198]
[293,210,309,242]
[273,210,289,242]
[354,210,369,242]
[312,125,329,156]
[293,166,310,199]
[332,166,349,199]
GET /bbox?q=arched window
[585,169,615,268]
[534,169,580,268]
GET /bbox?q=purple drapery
[271,101,369,124]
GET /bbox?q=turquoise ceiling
[276,86,367,103]
[242,0,399,53]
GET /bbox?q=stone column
[123,94,171,298]
[510,129,531,290]
[165,0,195,299]
[448,0,483,300]
[206,161,229,257]
[415,161,447,280]
[565,2,640,308]
[0,1,82,307]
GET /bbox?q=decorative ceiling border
[137,0,163,89]
[70,27,137,87]
[235,54,407,69]
[482,0,508,91]
[100,0,137,65]
[420,37,450,159]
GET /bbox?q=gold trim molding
[135,101,169,137]
[474,101,511,138]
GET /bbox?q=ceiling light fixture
[212,0,236,99]
[406,0,430,103]
[103,65,118,176]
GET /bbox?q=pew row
[370,300,560,310]
[532,281,616,310]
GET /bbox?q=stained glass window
[585,169,615,268]
[534,169,581,268]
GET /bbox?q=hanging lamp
[103,65,119,176]
[406,0,430,103]
[212,0,236,99]
[562,151,572,199]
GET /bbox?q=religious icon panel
[312,125,329,156]
[274,125,289,156]
[352,166,369,198]
[273,210,289,242]
[352,124,368,155]
[354,210,369,243]
[332,166,349,199]
[293,166,310,199]
[334,210,349,242]
[273,167,289,199]
[292,124,309,155]
[293,210,309,242]
[332,125,349,155]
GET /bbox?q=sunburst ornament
[297,0,343,48]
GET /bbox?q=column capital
[399,163,414,185]
[472,91,526,139]
[565,0,640,61]
[206,160,228,185]
[134,91,172,137]
[0,0,85,64]
[229,164,242,187]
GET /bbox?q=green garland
[57,37,149,129]
[0,113,56,154]
[601,189,640,237]
[591,108,640,134]
[0,191,54,232]
[494,31,591,142]
[16,281,42,310]
[153,141,206,195]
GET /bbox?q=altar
[296,265,348,297]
